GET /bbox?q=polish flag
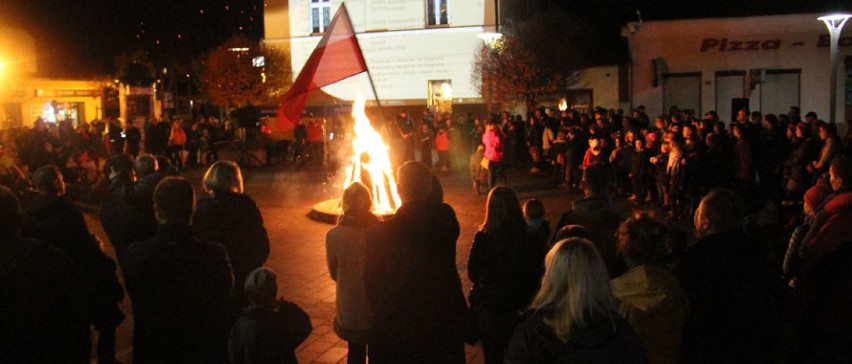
[277,4,367,129]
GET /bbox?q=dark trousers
[478,310,520,364]
[369,336,464,364]
[487,160,506,190]
[347,341,367,364]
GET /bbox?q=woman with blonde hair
[505,238,647,364]
[326,182,378,364]
[193,161,270,322]
[467,186,545,364]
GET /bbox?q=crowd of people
[1,100,851,364]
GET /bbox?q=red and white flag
[277,4,367,129]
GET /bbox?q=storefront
[1,78,104,128]
[623,13,852,123]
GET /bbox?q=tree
[472,4,592,113]
[199,35,292,111]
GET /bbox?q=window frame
[425,0,449,27]
[309,0,332,34]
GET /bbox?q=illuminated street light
[818,13,851,124]
[228,47,250,52]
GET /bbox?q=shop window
[663,72,701,116]
[310,0,332,34]
[426,0,448,27]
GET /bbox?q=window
[426,0,448,26]
[310,0,331,34]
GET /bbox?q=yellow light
[261,72,266,83]
[343,97,402,214]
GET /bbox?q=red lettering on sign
[701,38,719,52]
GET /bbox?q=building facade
[623,13,852,123]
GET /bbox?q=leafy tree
[199,35,292,111]
[473,4,592,113]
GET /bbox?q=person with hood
[505,238,647,364]
[611,214,688,364]
[22,165,125,364]
[229,267,312,364]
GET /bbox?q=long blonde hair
[481,186,527,237]
[530,238,617,341]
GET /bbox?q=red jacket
[803,191,852,270]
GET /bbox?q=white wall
[625,13,852,122]
[573,66,620,110]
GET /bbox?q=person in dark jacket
[134,153,166,210]
[99,154,157,263]
[125,121,142,157]
[0,186,92,364]
[674,189,774,363]
[193,161,270,319]
[505,238,647,364]
[123,177,234,364]
[364,161,470,363]
[468,186,546,364]
[22,165,125,364]
[229,267,312,364]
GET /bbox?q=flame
[343,97,402,214]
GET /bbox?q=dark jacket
[123,224,234,364]
[505,309,647,364]
[0,237,91,364]
[674,232,774,363]
[468,231,545,313]
[364,200,469,363]
[229,302,312,364]
[100,178,157,262]
[193,191,270,309]
[22,194,124,330]
[134,171,167,210]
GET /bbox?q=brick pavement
[86,166,581,363]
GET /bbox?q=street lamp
[818,13,851,124]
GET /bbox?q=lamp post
[818,13,851,124]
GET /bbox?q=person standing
[124,121,142,157]
[193,161,270,320]
[468,187,545,364]
[482,120,506,189]
[23,166,125,364]
[505,238,647,364]
[123,177,234,364]
[99,154,157,263]
[0,186,92,364]
[674,189,774,363]
[364,161,470,363]
[107,118,124,155]
[326,182,379,363]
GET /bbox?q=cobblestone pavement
[86,165,582,364]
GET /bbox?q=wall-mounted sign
[700,34,852,52]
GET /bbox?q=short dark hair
[104,154,135,179]
[524,199,545,219]
[583,163,611,196]
[699,189,744,233]
[135,154,158,177]
[33,165,62,194]
[617,214,669,266]
[397,161,433,202]
[0,186,22,238]
[153,177,195,224]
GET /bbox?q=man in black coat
[100,154,157,263]
[364,161,469,363]
[22,165,125,364]
[123,177,234,364]
[674,189,775,363]
[0,186,92,364]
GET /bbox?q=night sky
[0,0,847,78]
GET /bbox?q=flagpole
[341,2,387,126]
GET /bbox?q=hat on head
[804,183,833,209]
[244,267,278,305]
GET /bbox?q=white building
[263,0,500,112]
[622,13,852,123]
